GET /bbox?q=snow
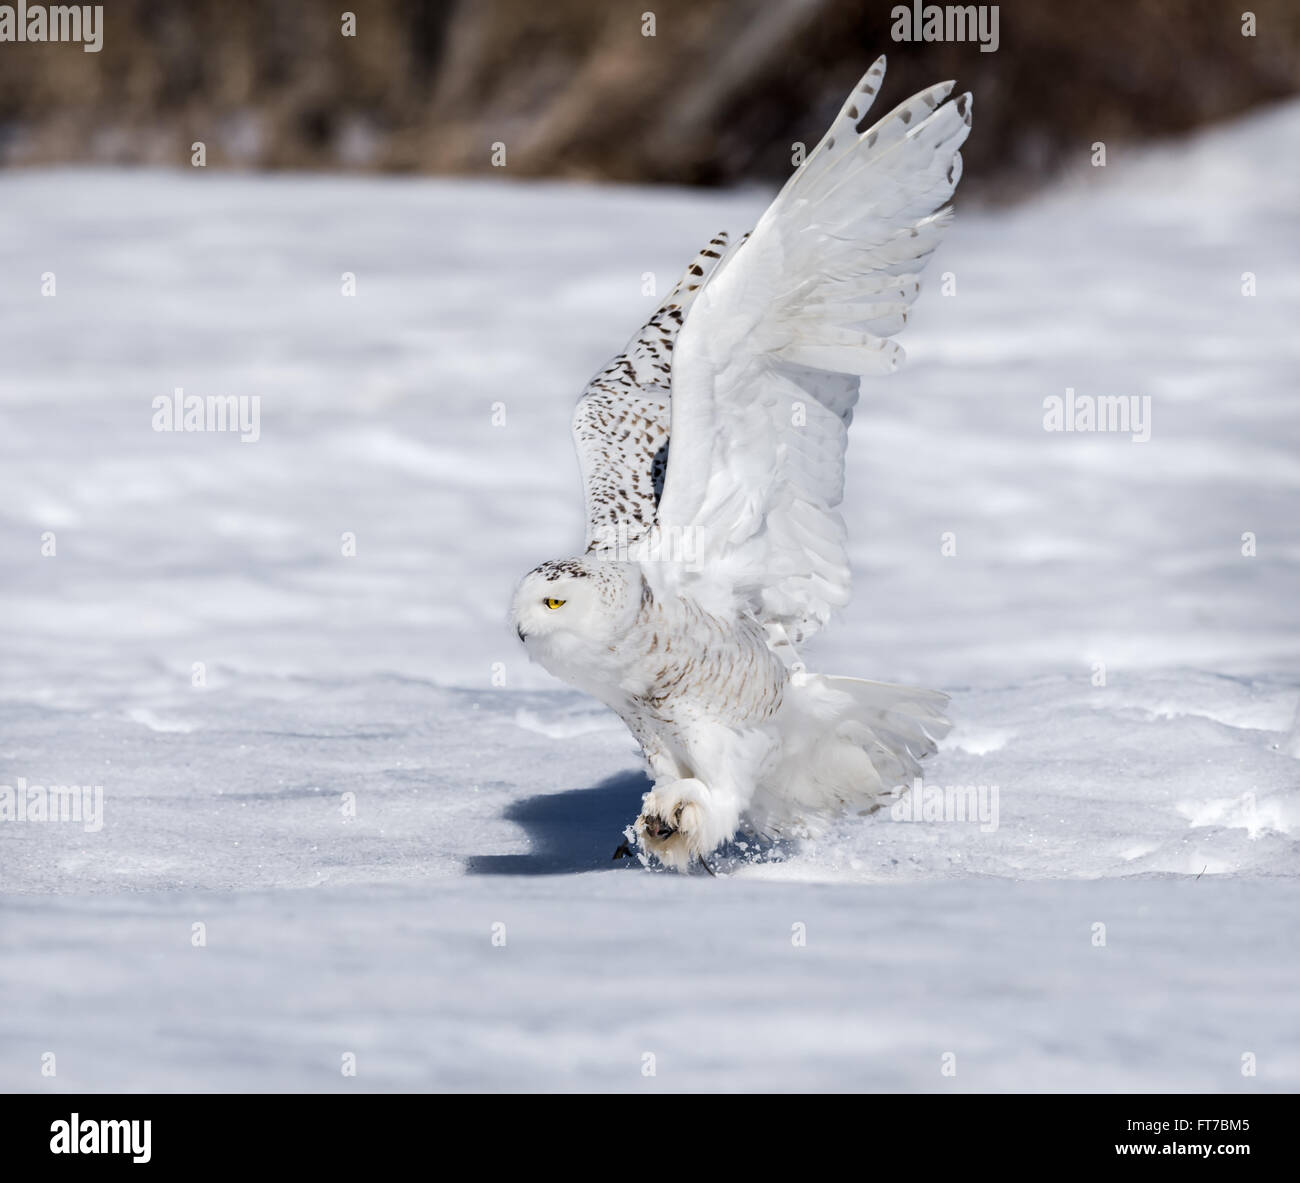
[1,100,1298,1091]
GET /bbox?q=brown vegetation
[1,0,1296,196]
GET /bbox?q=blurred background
[3,0,1299,198]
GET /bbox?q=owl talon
[643,812,678,841]
[633,784,717,872]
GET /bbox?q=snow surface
[1,100,1298,1092]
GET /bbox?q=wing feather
[572,233,728,553]
[654,58,971,641]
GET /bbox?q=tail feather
[826,675,950,755]
[750,672,949,834]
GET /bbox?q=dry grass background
[1,0,1297,196]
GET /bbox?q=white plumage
[510,58,969,871]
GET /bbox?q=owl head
[510,557,645,681]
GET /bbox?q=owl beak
[516,625,526,642]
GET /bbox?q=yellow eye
[544,597,566,610]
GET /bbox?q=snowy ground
[1,100,1298,1091]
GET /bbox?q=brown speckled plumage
[573,232,730,554]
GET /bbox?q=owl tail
[754,673,951,832]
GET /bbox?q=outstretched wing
[573,234,729,553]
[655,57,971,642]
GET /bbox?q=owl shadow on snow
[466,769,650,876]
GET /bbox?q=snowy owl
[511,58,970,871]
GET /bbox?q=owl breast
[623,594,786,732]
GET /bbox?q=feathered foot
[633,778,725,873]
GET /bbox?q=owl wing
[654,57,971,642]
[572,234,729,554]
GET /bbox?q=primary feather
[656,59,971,641]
